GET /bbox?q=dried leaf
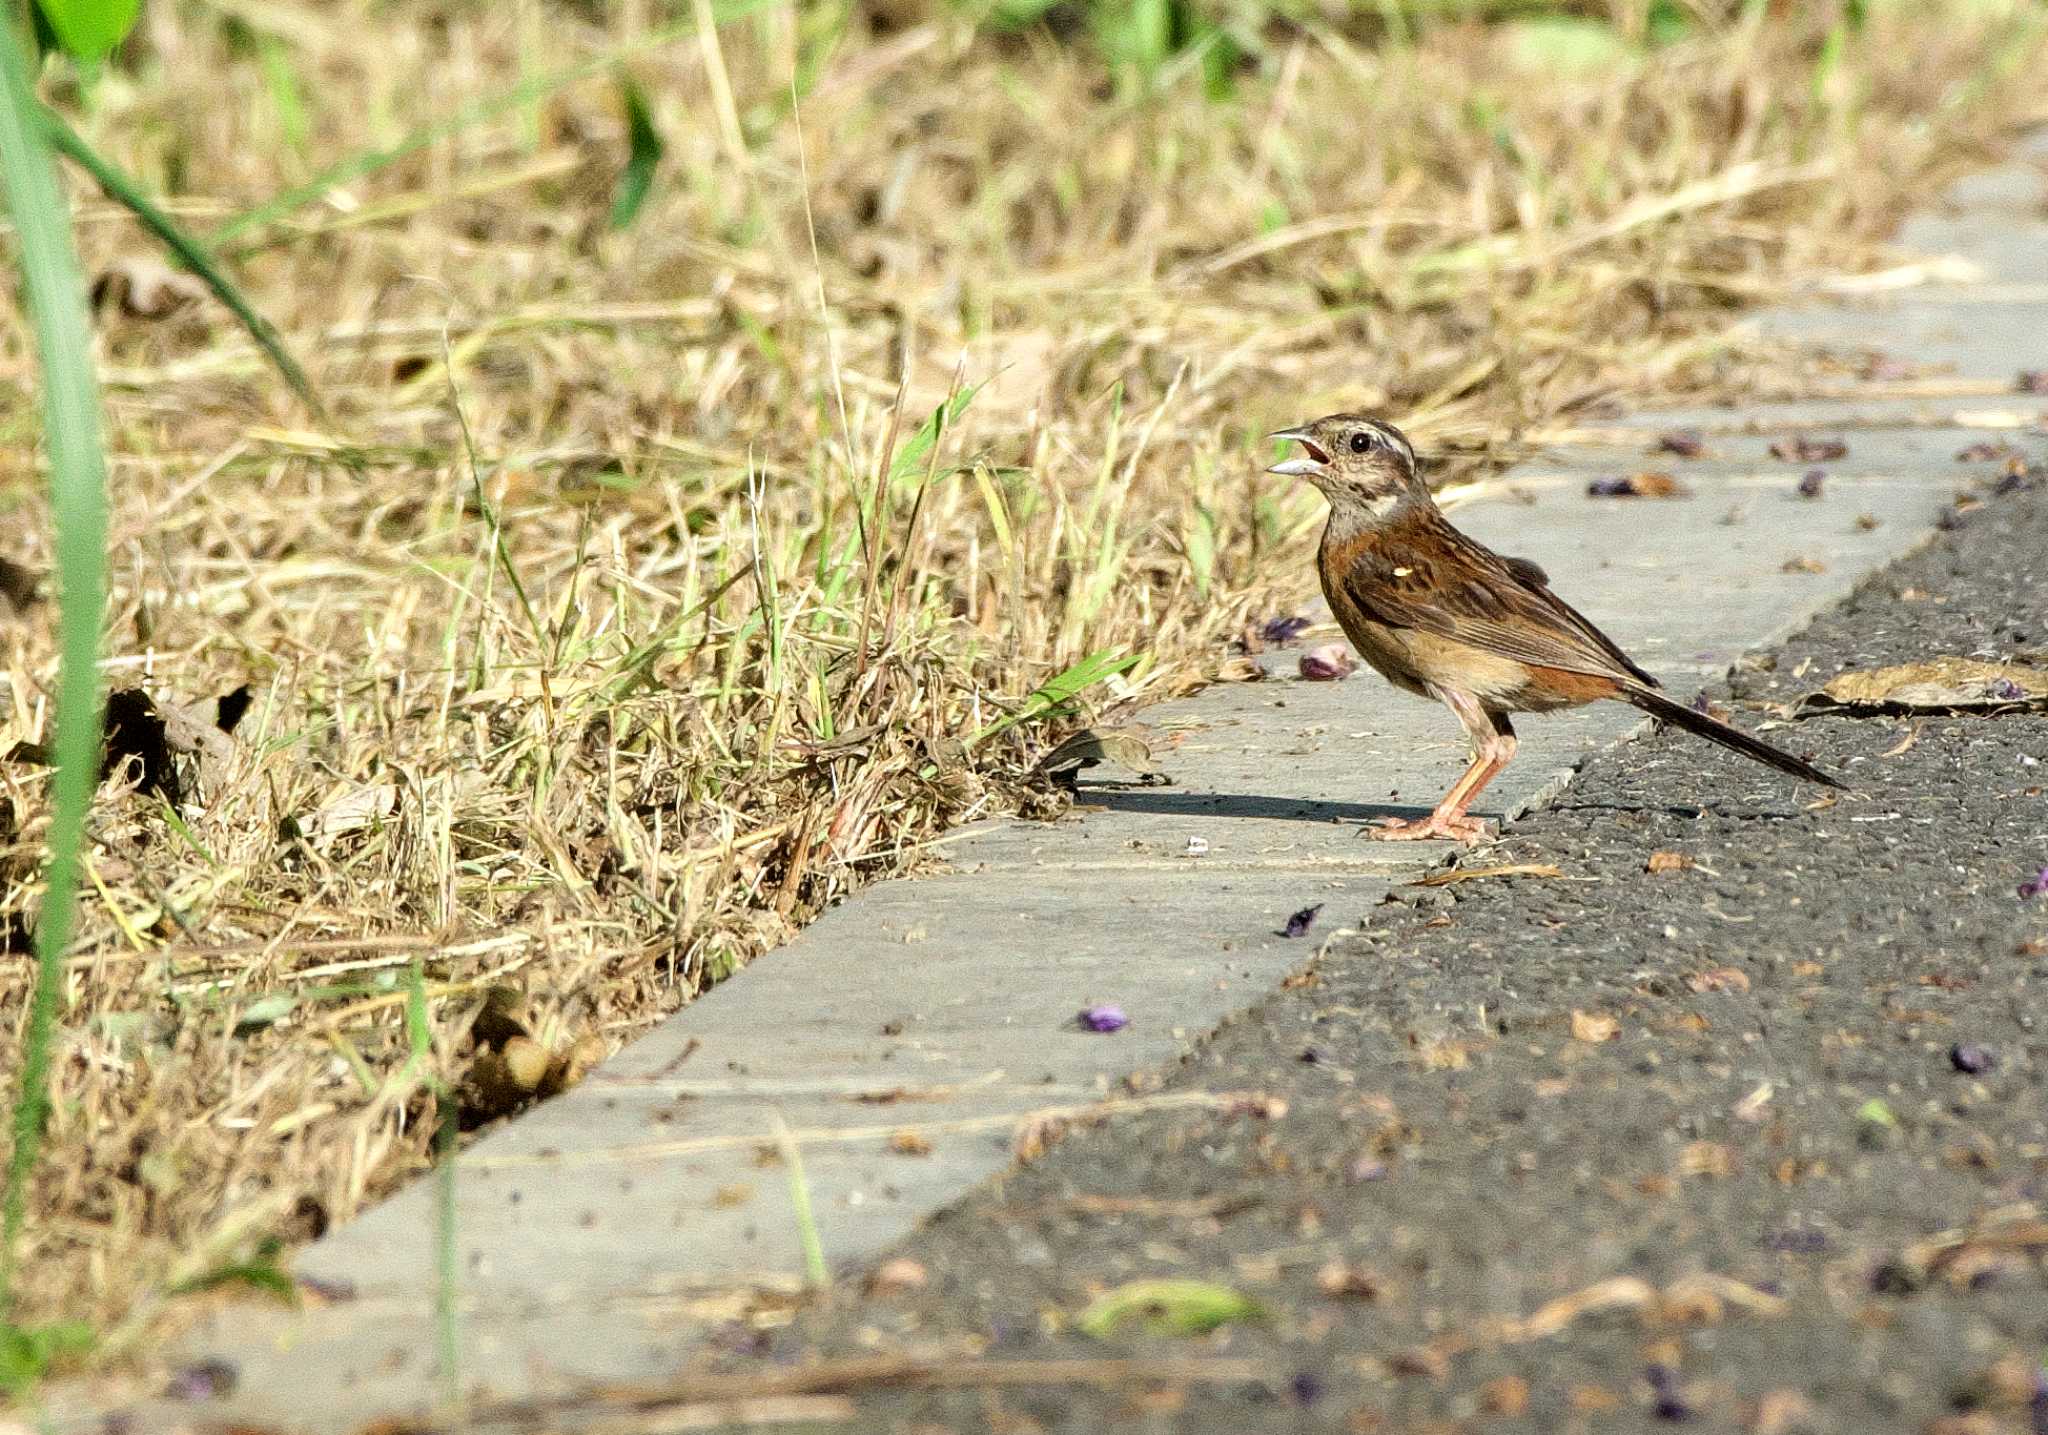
[1570,1010,1621,1043]
[866,1258,927,1294]
[0,554,40,612]
[1769,435,1847,462]
[1411,862,1565,887]
[293,782,400,842]
[1504,1276,1656,1340]
[93,255,208,320]
[1802,657,2048,712]
[1651,430,1707,459]
[1314,1260,1384,1300]
[1587,471,1688,498]
[1645,851,1694,873]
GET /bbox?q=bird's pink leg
[1371,690,1517,845]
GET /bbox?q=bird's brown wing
[1338,511,1659,688]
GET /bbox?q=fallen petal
[1950,1043,1996,1075]
[1281,903,1323,938]
[1298,645,1357,681]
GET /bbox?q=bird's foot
[1365,812,1491,845]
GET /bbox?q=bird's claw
[1363,813,1491,845]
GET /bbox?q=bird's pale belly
[1336,615,1604,714]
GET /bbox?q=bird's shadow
[1077,783,1426,826]
[1546,799,1812,824]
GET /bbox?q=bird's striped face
[1267,414,1421,515]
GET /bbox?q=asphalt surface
[671,467,2048,1435]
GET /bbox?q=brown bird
[1268,414,1845,844]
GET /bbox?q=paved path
[729,459,2048,1435]
[54,133,2048,1434]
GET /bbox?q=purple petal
[1260,615,1312,644]
[2019,867,2048,901]
[1797,469,1826,499]
[1077,1004,1128,1033]
[1586,477,1633,497]
[1645,1365,1693,1422]
[1297,645,1356,682]
[1989,677,2025,701]
[1950,1043,1996,1075]
[1282,903,1323,938]
[163,1358,239,1402]
[2015,369,2048,394]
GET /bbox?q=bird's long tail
[1625,685,1848,790]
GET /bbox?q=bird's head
[1266,414,1424,521]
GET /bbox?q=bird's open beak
[1266,427,1331,478]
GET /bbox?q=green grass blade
[0,5,110,1313]
[608,74,663,231]
[887,382,983,489]
[34,0,140,61]
[771,1113,828,1290]
[970,648,1141,747]
[40,105,324,415]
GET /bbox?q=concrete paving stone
[1746,133,2048,377]
[1550,394,2048,439]
[1524,422,2018,473]
[1754,295,2048,382]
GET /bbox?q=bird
[1267,413,1845,844]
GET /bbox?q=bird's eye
[1349,431,1374,454]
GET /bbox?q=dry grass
[0,0,2041,1367]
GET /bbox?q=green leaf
[0,1319,95,1395]
[1855,1097,1897,1128]
[889,382,984,488]
[979,0,1060,31]
[1077,1279,1266,1338]
[33,0,140,61]
[233,993,299,1033]
[0,0,111,1313]
[167,1240,296,1302]
[971,648,1142,747]
[608,75,663,231]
